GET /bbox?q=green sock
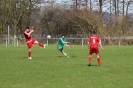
[66,54,69,58]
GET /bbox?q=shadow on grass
[22,57,28,58]
[87,64,100,67]
[57,56,65,57]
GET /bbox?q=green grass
[0,44,133,88]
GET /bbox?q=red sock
[88,56,92,63]
[38,42,44,47]
[97,57,101,65]
[28,51,31,57]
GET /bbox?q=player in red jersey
[24,27,46,59]
[87,30,103,66]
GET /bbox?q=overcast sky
[53,0,133,15]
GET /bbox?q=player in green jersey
[57,35,70,58]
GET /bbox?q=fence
[1,36,133,46]
[0,38,87,46]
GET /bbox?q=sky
[55,0,133,14]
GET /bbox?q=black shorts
[58,47,63,52]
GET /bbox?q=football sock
[88,56,92,63]
[97,57,101,65]
[28,51,31,57]
[63,53,68,57]
[38,42,44,47]
[63,53,67,56]
[63,52,69,58]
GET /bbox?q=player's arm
[87,38,90,50]
[62,41,70,44]
[30,29,34,32]
[63,40,70,49]
[29,29,34,34]
[61,38,70,48]
[65,43,70,49]
[61,39,70,44]
[25,30,34,37]
[88,42,90,50]
[99,39,103,50]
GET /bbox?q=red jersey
[88,34,100,48]
[24,30,32,43]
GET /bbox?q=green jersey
[57,37,67,49]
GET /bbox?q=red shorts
[26,39,36,48]
[89,47,99,55]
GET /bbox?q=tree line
[0,0,133,38]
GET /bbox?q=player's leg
[62,50,69,58]
[59,47,69,58]
[88,55,92,66]
[34,40,46,48]
[96,48,101,66]
[96,54,101,66]
[27,43,32,59]
[88,48,93,66]
[28,48,32,59]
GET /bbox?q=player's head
[92,30,96,34]
[25,27,30,31]
[26,26,34,31]
[62,35,65,38]
[26,26,30,29]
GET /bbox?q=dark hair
[26,27,30,29]
[92,30,96,34]
[62,35,65,36]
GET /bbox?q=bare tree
[89,0,92,11]
[0,0,43,36]
[126,0,133,16]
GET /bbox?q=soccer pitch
[0,44,133,88]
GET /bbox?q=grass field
[0,44,133,88]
